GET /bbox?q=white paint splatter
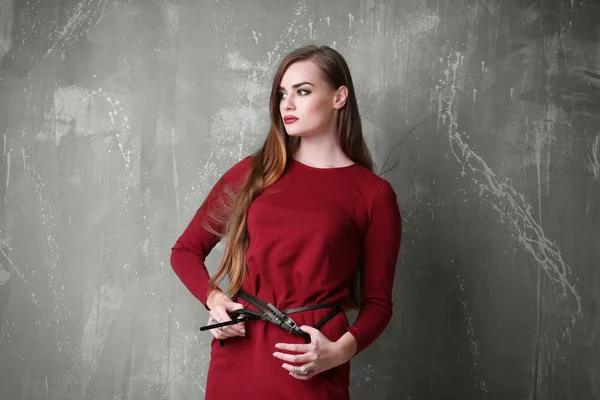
[0,267,9,286]
[409,13,441,35]
[225,51,251,71]
[344,11,439,96]
[45,0,109,58]
[0,0,14,63]
[39,85,134,175]
[0,243,47,318]
[171,127,181,227]
[162,2,181,41]
[251,30,261,44]
[78,284,125,397]
[5,149,10,188]
[457,274,488,396]
[589,133,600,182]
[308,21,313,39]
[353,363,376,387]
[182,343,205,393]
[348,13,354,29]
[437,52,582,317]
[198,0,308,190]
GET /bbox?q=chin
[284,128,305,137]
[285,126,321,138]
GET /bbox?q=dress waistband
[199,290,342,343]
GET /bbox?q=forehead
[279,60,325,87]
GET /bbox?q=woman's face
[278,60,344,138]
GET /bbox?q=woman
[171,44,402,399]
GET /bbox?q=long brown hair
[204,45,373,309]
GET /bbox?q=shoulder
[351,165,397,200]
[346,167,399,225]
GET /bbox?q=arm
[170,158,250,310]
[346,180,402,355]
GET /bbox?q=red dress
[171,157,402,399]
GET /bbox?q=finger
[237,320,246,332]
[208,316,240,332]
[274,342,312,353]
[233,322,246,336]
[209,303,246,336]
[217,330,237,339]
[207,319,234,339]
[228,314,246,335]
[299,325,321,339]
[227,303,247,334]
[228,302,245,311]
[272,351,312,363]
[283,364,314,380]
[210,322,238,339]
[299,325,327,345]
[211,330,228,339]
[210,327,230,339]
[232,313,246,332]
[215,310,241,337]
[207,314,235,339]
[289,371,311,380]
[208,314,226,328]
[281,363,313,374]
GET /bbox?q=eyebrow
[278,81,314,91]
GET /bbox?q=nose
[281,96,295,111]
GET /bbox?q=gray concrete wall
[0,0,598,399]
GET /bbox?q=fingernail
[241,329,246,335]
[275,343,281,348]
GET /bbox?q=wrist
[335,332,358,364]
[206,288,227,310]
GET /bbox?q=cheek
[302,98,330,118]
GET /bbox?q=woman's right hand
[206,290,246,340]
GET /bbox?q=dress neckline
[291,158,359,171]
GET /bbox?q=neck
[293,132,352,168]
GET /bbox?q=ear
[332,86,348,110]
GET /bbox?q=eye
[298,89,310,96]
[278,92,287,99]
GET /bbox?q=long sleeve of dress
[348,180,402,355]
[170,158,250,309]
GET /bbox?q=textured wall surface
[0,0,598,399]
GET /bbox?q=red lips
[283,115,298,124]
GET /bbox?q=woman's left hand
[272,325,350,380]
